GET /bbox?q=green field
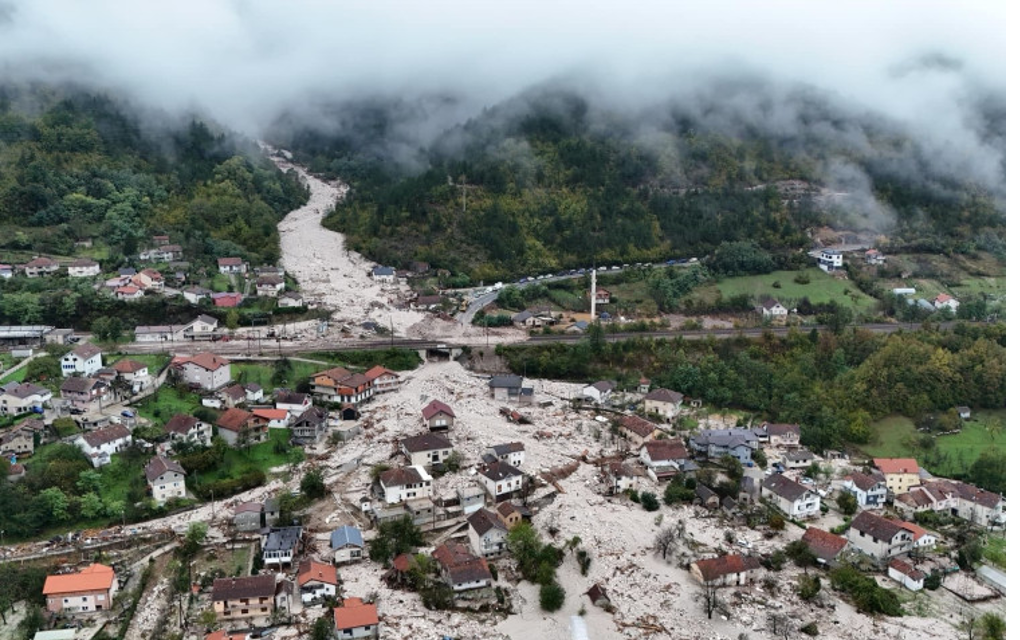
[707,269,877,312]
[983,534,1005,569]
[134,386,204,424]
[233,360,326,390]
[950,276,1006,298]
[0,366,27,383]
[197,429,303,484]
[863,411,1005,477]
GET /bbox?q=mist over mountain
[0,1,1006,277]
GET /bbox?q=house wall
[849,527,913,560]
[61,353,102,377]
[151,470,186,505]
[336,623,379,639]
[181,363,231,390]
[404,447,452,468]
[214,595,272,619]
[300,582,336,603]
[888,567,924,591]
[468,527,507,558]
[644,399,680,420]
[762,488,819,519]
[884,472,920,495]
[234,512,262,532]
[46,585,117,614]
[333,545,364,564]
[426,414,453,430]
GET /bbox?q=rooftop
[144,456,186,482]
[43,564,115,595]
[401,432,453,453]
[644,388,684,403]
[211,574,276,601]
[873,458,919,475]
[333,598,379,630]
[762,473,814,502]
[693,554,760,582]
[850,511,910,543]
[801,527,849,562]
[297,559,338,586]
[422,399,455,420]
[330,525,365,549]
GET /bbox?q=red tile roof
[888,557,925,581]
[365,365,397,381]
[333,598,379,630]
[216,408,253,432]
[801,527,849,562]
[693,554,760,582]
[618,415,660,438]
[43,564,116,595]
[112,359,147,374]
[422,399,455,420]
[641,438,688,462]
[297,560,338,587]
[180,352,230,372]
[873,458,919,475]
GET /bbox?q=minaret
[590,267,597,321]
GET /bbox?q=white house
[262,526,303,568]
[186,314,219,338]
[256,275,286,297]
[843,472,887,510]
[887,558,925,591]
[602,461,642,494]
[817,249,843,272]
[378,465,433,504]
[400,432,454,468]
[67,259,101,278]
[638,439,693,481]
[297,560,338,604]
[691,554,762,587]
[75,424,132,468]
[581,380,615,405]
[278,291,304,308]
[848,511,914,561]
[0,382,52,415]
[365,365,401,393]
[484,442,525,468]
[432,542,493,593]
[371,266,396,283]
[61,343,103,377]
[332,598,379,639]
[144,456,187,505]
[217,257,247,274]
[182,286,213,304]
[761,474,820,519]
[163,414,213,447]
[275,391,312,418]
[466,509,508,558]
[174,353,231,390]
[43,564,118,615]
[112,359,151,394]
[758,297,788,320]
[477,460,524,501]
[642,388,684,421]
[932,293,960,313]
[330,526,365,564]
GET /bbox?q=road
[114,322,953,358]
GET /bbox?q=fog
[0,0,1007,200]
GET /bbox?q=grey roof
[691,429,759,450]
[379,466,429,486]
[79,424,130,448]
[61,376,105,393]
[478,460,523,482]
[511,311,533,323]
[589,380,616,393]
[401,432,453,453]
[850,511,910,543]
[644,388,684,403]
[2,382,49,399]
[696,484,718,502]
[330,525,364,549]
[762,474,813,502]
[489,374,523,389]
[264,526,303,552]
[372,266,395,276]
[784,449,816,463]
[489,442,525,456]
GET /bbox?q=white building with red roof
[43,564,118,614]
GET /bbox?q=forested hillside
[0,86,308,266]
[274,87,1004,281]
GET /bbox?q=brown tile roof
[43,563,115,595]
[495,502,522,518]
[379,466,428,486]
[888,519,930,542]
[432,542,492,584]
[693,554,760,582]
[365,365,397,381]
[211,574,276,601]
[391,553,414,573]
[144,455,186,482]
[604,461,640,478]
[80,424,130,448]
[216,408,253,432]
[234,502,262,515]
[297,560,338,587]
[618,415,660,438]
[217,257,243,266]
[401,432,453,453]
[276,391,309,405]
[314,366,353,383]
[847,471,884,491]
[888,558,925,581]
[589,380,616,393]
[222,384,246,401]
[71,343,102,360]
[422,399,455,420]
[641,438,688,462]
[644,388,684,403]
[164,414,200,435]
[180,352,230,372]
[850,511,911,543]
[873,458,919,475]
[763,422,800,437]
[801,527,848,562]
[930,479,1004,509]
[2,382,49,399]
[61,376,104,394]
[333,598,379,630]
[252,408,289,421]
[467,509,506,536]
[112,359,147,374]
[762,473,813,502]
[477,460,523,482]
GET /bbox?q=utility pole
[590,266,597,321]
[460,175,467,213]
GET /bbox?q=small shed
[585,583,611,610]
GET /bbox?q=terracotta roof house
[602,460,642,495]
[421,399,455,431]
[216,408,266,448]
[638,438,695,481]
[378,465,433,504]
[887,558,926,591]
[364,365,401,393]
[43,564,118,614]
[297,560,338,604]
[432,541,493,592]
[616,414,664,446]
[22,256,60,277]
[311,367,374,405]
[642,388,684,421]
[211,292,243,307]
[872,458,920,495]
[801,527,849,564]
[333,598,379,638]
[690,554,761,586]
[175,352,231,391]
[217,257,247,274]
[220,384,247,407]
